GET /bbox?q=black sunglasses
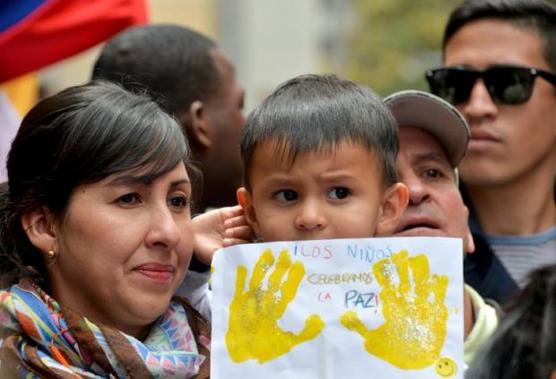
[425,65,556,105]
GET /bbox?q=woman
[0,81,210,378]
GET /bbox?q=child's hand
[192,205,254,265]
[225,249,325,363]
[340,250,449,370]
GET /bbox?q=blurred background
[2,0,555,140]
[1,0,464,116]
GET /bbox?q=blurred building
[39,0,351,111]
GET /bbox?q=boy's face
[238,140,408,241]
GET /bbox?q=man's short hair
[92,24,220,115]
[443,0,556,72]
[240,74,399,187]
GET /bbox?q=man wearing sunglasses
[426,0,556,304]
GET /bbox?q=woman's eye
[274,189,298,202]
[329,187,350,200]
[168,194,190,209]
[117,193,140,205]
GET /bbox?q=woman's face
[48,162,193,337]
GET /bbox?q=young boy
[237,74,408,241]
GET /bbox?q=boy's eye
[328,187,350,200]
[168,194,191,209]
[117,193,141,205]
[274,189,298,202]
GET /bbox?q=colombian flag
[0,0,147,181]
[0,0,148,83]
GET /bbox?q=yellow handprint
[226,249,325,363]
[340,250,449,370]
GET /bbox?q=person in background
[384,90,498,366]
[92,24,245,215]
[467,264,556,379]
[0,81,209,378]
[426,0,556,304]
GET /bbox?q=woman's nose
[145,206,182,250]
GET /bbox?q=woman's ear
[375,182,409,236]
[237,187,261,238]
[20,206,57,253]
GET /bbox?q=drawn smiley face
[435,357,457,378]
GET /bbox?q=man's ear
[20,206,57,253]
[237,187,261,239]
[185,100,212,150]
[375,182,409,236]
[464,206,475,254]
[464,230,475,254]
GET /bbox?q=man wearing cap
[384,90,498,365]
[425,0,556,303]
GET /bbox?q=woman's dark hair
[0,81,189,288]
[468,264,556,379]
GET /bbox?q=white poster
[211,237,463,379]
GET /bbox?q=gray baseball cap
[384,90,470,167]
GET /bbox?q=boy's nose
[294,202,326,231]
[145,206,181,250]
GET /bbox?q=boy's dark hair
[240,74,398,188]
[443,0,556,71]
[468,264,556,379]
[0,81,189,288]
[92,24,220,115]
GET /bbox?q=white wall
[218,0,323,111]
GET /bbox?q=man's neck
[465,168,555,236]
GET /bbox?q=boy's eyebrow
[319,170,360,180]
[260,172,360,187]
[258,175,295,186]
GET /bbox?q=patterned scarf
[0,279,210,378]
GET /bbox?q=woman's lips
[134,263,175,282]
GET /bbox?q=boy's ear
[20,206,58,254]
[375,182,409,236]
[185,100,212,150]
[237,187,262,238]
